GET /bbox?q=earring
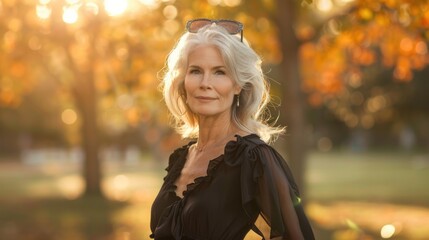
[236,95,240,107]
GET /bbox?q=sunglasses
[186,18,244,42]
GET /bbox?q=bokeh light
[62,109,78,125]
[139,0,160,9]
[163,5,177,20]
[104,0,128,16]
[380,224,396,239]
[208,0,222,6]
[38,0,51,5]
[84,2,99,15]
[316,0,333,12]
[57,175,84,200]
[223,0,241,7]
[104,174,131,201]
[36,4,51,19]
[62,6,79,24]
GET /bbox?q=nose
[199,73,211,89]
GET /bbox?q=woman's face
[184,44,240,118]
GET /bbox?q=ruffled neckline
[165,134,260,199]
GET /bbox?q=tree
[0,0,284,198]
[274,0,309,193]
[0,0,174,197]
[4,0,424,199]
[300,0,429,130]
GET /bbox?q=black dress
[150,134,315,240]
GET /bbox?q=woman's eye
[189,69,201,74]
[215,70,225,75]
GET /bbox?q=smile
[195,96,217,100]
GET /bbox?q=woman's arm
[254,145,312,239]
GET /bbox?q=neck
[195,121,237,152]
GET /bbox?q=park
[1,0,428,239]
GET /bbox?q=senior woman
[150,19,315,240]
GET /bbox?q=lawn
[0,150,428,240]
[305,151,429,240]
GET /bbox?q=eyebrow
[187,65,226,69]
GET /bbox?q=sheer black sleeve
[252,145,314,239]
[224,135,315,239]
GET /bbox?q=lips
[195,96,217,100]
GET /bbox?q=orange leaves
[0,88,21,107]
[298,0,429,129]
[383,31,428,82]
[350,47,375,66]
[300,42,345,107]
[301,0,429,95]
[358,7,373,21]
[422,10,429,28]
[10,61,27,78]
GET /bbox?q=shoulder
[224,133,280,165]
[237,133,279,155]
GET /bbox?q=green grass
[0,150,428,240]
[306,151,429,206]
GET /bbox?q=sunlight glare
[380,224,396,238]
[84,2,99,15]
[62,6,79,24]
[104,0,128,16]
[36,4,52,20]
[139,0,160,9]
[39,0,51,4]
[66,0,80,4]
[316,0,333,12]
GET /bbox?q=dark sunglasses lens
[187,20,212,33]
[217,21,241,34]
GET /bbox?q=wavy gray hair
[160,24,284,142]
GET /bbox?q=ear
[234,85,241,95]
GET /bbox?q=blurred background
[0,0,428,239]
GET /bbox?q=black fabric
[150,134,315,240]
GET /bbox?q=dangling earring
[236,94,240,107]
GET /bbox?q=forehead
[187,44,225,66]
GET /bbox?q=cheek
[184,76,197,93]
[218,86,237,102]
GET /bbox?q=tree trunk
[81,74,102,197]
[69,31,102,197]
[50,0,103,198]
[75,70,103,197]
[275,0,308,195]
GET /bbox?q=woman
[150,19,315,240]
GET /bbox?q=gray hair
[160,24,284,142]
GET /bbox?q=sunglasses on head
[186,18,244,42]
